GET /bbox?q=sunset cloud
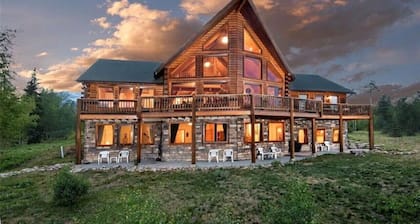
[36,51,48,57]
[20,0,416,93]
[91,17,111,29]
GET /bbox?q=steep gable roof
[77,59,162,84]
[155,0,292,79]
[290,74,354,94]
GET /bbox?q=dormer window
[204,25,228,50]
[244,28,261,54]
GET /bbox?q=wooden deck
[78,94,371,120]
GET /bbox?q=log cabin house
[75,0,374,164]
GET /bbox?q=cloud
[70,47,79,51]
[341,71,377,83]
[36,51,48,57]
[91,17,112,29]
[23,0,416,93]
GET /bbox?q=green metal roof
[77,59,162,84]
[290,74,354,94]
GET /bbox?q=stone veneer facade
[83,117,348,163]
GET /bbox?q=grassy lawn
[349,130,420,152]
[0,132,419,223]
[0,139,74,172]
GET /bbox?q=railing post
[339,104,344,153]
[250,95,256,164]
[191,95,197,165]
[368,105,374,150]
[75,99,82,164]
[137,97,143,164]
[289,98,295,161]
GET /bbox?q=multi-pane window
[333,128,340,143]
[244,123,261,143]
[267,63,283,82]
[204,26,228,50]
[244,83,261,94]
[205,123,228,143]
[267,86,282,97]
[98,87,114,99]
[171,82,196,95]
[141,88,155,109]
[97,124,114,146]
[244,57,262,79]
[203,82,229,94]
[268,122,284,142]
[170,123,192,144]
[119,124,134,146]
[316,129,325,143]
[119,87,135,108]
[243,28,261,54]
[140,124,154,145]
[298,129,308,144]
[172,57,196,78]
[203,56,228,77]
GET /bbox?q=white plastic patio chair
[223,149,234,162]
[270,146,282,159]
[118,150,130,163]
[208,149,219,163]
[324,141,333,151]
[98,151,110,164]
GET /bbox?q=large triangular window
[203,25,229,50]
[244,28,261,54]
[172,57,196,78]
[267,63,283,83]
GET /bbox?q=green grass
[0,139,74,172]
[1,153,419,223]
[349,130,420,152]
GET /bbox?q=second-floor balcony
[78,94,371,118]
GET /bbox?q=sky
[1,0,420,94]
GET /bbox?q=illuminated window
[140,124,154,145]
[243,28,261,54]
[333,128,340,143]
[119,125,134,146]
[244,57,262,79]
[203,56,228,77]
[203,82,228,94]
[205,123,228,143]
[204,26,228,50]
[171,82,196,95]
[141,88,155,109]
[170,123,192,144]
[326,95,338,104]
[298,129,308,144]
[267,86,282,97]
[244,123,261,143]
[268,122,284,142]
[316,129,325,143]
[244,83,261,94]
[97,124,114,146]
[119,87,135,108]
[98,87,114,99]
[267,63,283,82]
[315,95,324,102]
[172,57,196,78]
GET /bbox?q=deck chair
[208,149,219,163]
[270,146,282,159]
[223,149,234,162]
[98,151,110,164]
[118,150,130,163]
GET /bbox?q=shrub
[53,167,89,206]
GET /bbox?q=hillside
[348,82,420,105]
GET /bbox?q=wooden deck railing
[78,95,371,117]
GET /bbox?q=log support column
[289,99,295,161]
[75,99,82,164]
[250,95,256,163]
[368,105,374,150]
[339,104,344,153]
[137,98,143,164]
[311,118,316,155]
[191,95,197,164]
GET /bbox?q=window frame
[243,28,262,54]
[170,122,193,144]
[96,124,114,147]
[268,122,285,142]
[140,123,154,145]
[203,25,229,51]
[333,128,340,143]
[244,56,262,80]
[316,129,326,144]
[298,128,308,144]
[204,123,228,143]
[203,55,228,77]
[244,122,262,143]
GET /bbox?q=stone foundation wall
[81,117,348,163]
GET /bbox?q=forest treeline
[349,95,420,137]
[1,29,75,147]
